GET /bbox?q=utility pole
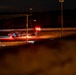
[26,14,28,44]
[59,0,64,37]
[25,14,32,44]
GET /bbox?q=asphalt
[0,34,76,75]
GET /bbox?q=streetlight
[25,14,32,44]
[29,8,33,11]
[59,0,64,37]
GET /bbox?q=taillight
[34,26,41,32]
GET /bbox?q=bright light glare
[26,35,29,38]
[26,35,32,38]
[36,28,39,30]
[9,36,12,38]
[35,27,41,31]
[38,28,41,31]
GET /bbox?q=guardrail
[0,28,76,32]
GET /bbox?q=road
[0,30,76,41]
[0,28,76,46]
[0,29,76,75]
[0,34,76,75]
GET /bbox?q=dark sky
[0,0,76,12]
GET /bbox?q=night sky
[0,0,76,12]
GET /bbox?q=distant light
[1,44,6,47]
[26,35,29,38]
[24,41,35,44]
[9,36,13,38]
[59,0,64,2]
[28,41,34,43]
[35,26,41,31]
[30,8,33,11]
[34,20,36,22]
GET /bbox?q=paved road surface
[0,30,76,46]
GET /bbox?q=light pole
[59,0,64,37]
[26,14,28,44]
[25,14,32,44]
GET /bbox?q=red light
[35,26,41,31]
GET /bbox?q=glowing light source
[9,36,13,38]
[24,41,34,44]
[34,26,41,31]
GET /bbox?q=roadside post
[59,0,64,37]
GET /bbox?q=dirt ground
[0,34,76,75]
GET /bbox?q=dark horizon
[0,0,76,12]
[0,8,76,14]
[0,9,76,29]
